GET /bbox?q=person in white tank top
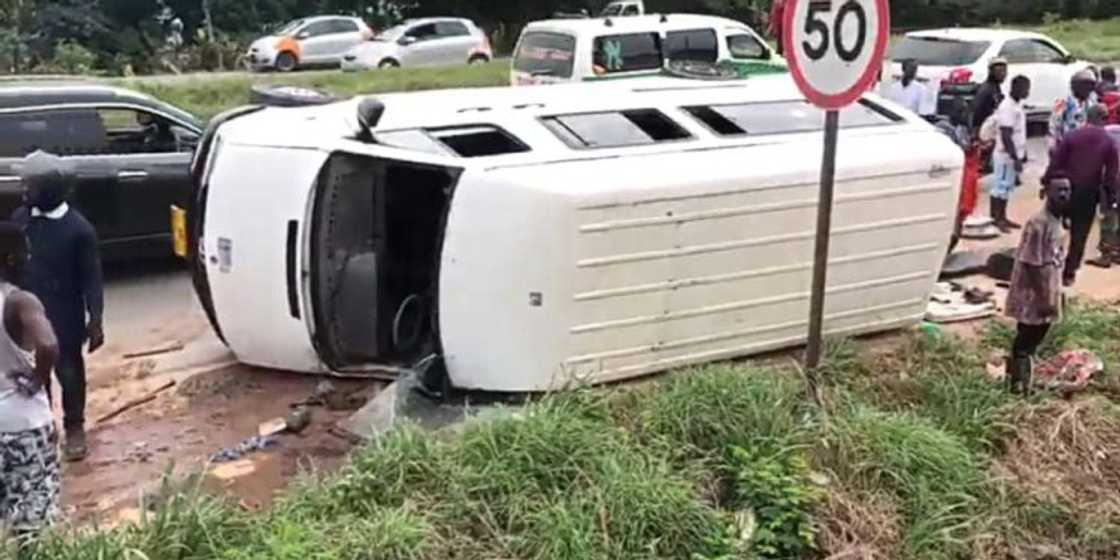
[0,222,62,546]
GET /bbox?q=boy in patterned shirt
[1005,178,1071,395]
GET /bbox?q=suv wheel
[275,52,297,72]
[378,58,400,69]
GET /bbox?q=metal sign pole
[804,109,840,375]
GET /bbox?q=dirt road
[64,260,379,524]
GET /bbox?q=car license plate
[170,205,187,258]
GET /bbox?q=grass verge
[114,61,511,121]
[21,304,1120,559]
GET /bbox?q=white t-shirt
[994,97,1028,164]
[0,285,52,433]
[887,80,935,116]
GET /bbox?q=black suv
[0,83,203,261]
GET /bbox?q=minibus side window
[376,125,530,158]
[514,32,576,78]
[592,32,662,74]
[542,109,691,148]
[665,29,718,63]
[682,100,901,136]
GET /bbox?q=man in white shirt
[887,59,934,117]
[991,75,1032,232]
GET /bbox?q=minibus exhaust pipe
[356,98,385,142]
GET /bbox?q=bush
[48,41,97,75]
[728,445,822,559]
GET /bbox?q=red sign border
[782,0,891,110]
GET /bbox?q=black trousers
[1012,322,1052,359]
[1066,186,1101,278]
[45,343,86,430]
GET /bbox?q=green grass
[1027,18,1120,63]
[22,305,1120,560]
[112,61,511,121]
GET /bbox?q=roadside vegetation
[13,301,1120,559]
[114,61,511,121]
[1029,17,1120,62]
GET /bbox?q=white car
[886,28,1095,120]
[186,75,961,393]
[511,14,782,86]
[340,17,492,71]
[246,16,373,72]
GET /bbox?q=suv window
[727,34,767,59]
[0,109,106,157]
[665,29,718,63]
[97,108,194,154]
[891,37,991,66]
[683,101,900,136]
[406,23,439,41]
[437,21,470,37]
[514,32,577,78]
[592,33,662,73]
[1000,39,1065,64]
[542,109,691,148]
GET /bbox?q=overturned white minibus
[187,75,963,393]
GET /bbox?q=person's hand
[87,321,104,353]
[6,371,42,398]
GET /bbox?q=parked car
[885,28,1095,121]
[0,84,202,261]
[247,16,373,72]
[187,74,962,393]
[511,14,783,86]
[340,17,491,71]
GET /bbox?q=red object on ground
[958,145,981,220]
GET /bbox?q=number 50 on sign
[783,0,890,110]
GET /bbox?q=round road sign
[783,0,891,109]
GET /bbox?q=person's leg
[1101,206,1120,264]
[990,158,1013,232]
[1010,322,1051,395]
[1065,189,1100,282]
[54,344,88,461]
[2,425,61,551]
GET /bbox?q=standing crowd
[882,55,1120,394]
[0,152,104,552]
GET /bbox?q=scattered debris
[97,380,177,424]
[940,250,988,279]
[926,282,996,324]
[293,379,365,411]
[209,436,278,463]
[211,459,257,481]
[258,418,288,438]
[1033,350,1103,396]
[123,343,185,360]
[960,215,1001,240]
[285,407,312,434]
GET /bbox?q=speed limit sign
[783,0,893,385]
[783,0,890,109]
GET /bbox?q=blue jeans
[991,157,1019,200]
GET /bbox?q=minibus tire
[249,84,340,107]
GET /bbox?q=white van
[187,76,962,393]
[511,14,783,86]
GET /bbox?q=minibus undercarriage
[310,152,459,373]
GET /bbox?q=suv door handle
[118,170,149,181]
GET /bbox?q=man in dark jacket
[13,151,105,462]
[971,57,1008,133]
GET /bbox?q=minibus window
[542,109,691,148]
[683,100,901,136]
[592,33,662,73]
[665,29,718,63]
[376,126,530,158]
[514,32,577,78]
[429,126,531,157]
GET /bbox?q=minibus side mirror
[356,98,385,142]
